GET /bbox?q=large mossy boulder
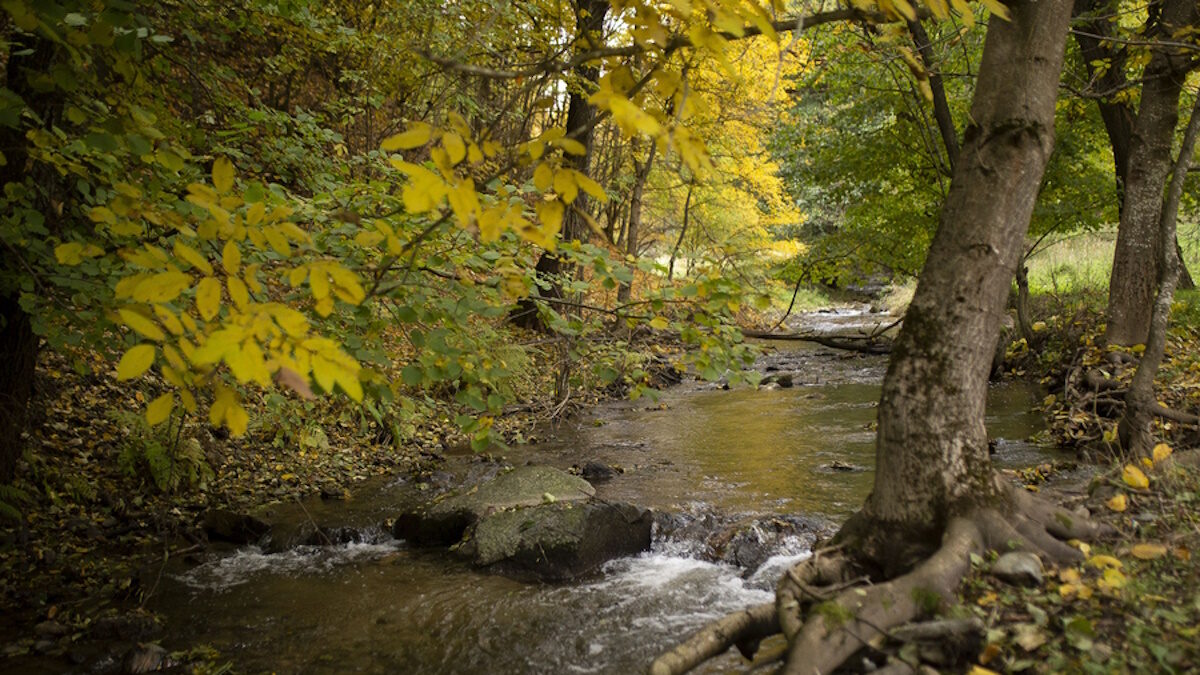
[461,501,652,581]
[394,465,651,580]
[394,465,595,545]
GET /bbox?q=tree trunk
[850,0,1073,569]
[510,0,610,330]
[907,19,959,175]
[667,182,693,281]
[617,139,656,304]
[0,34,58,483]
[1119,95,1200,456]
[1104,0,1198,346]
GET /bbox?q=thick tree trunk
[1119,96,1200,455]
[851,0,1073,569]
[0,295,37,483]
[510,0,610,330]
[0,34,58,482]
[1104,0,1198,346]
[617,139,656,304]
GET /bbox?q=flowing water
[151,311,1055,674]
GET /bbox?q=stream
[151,309,1055,674]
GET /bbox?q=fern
[0,483,30,522]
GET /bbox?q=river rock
[579,461,617,483]
[200,509,269,545]
[991,551,1044,586]
[460,501,653,580]
[394,465,595,545]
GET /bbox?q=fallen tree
[652,4,1113,672]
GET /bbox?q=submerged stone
[200,509,269,545]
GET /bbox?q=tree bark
[1119,95,1200,456]
[617,138,656,304]
[1104,0,1198,346]
[510,0,610,330]
[0,34,59,483]
[851,0,1073,568]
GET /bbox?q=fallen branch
[742,330,892,354]
[648,602,779,675]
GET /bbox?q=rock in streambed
[394,465,652,581]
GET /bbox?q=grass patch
[1026,229,1117,297]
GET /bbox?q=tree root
[650,482,1113,675]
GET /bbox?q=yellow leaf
[978,0,1011,21]
[553,169,579,204]
[1130,543,1168,560]
[153,305,185,336]
[173,241,213,275]
[968,667,1000,675]
[1099,567,1127,590]
[536,200,564,235]
[310,268,330,301]
[246,201,266,227]
[116,344,156,381]
[1106,494,1127,512]
[212,157,235,194]
[227,276,250,310]
[263,226,292,257]
[226,340,270,386]
[118,308,166,341]
[554,137,587,155]
[1152,443,1172,464]
[1122,464,1150,490]
[381,122,433,151]
[327,264,365,305]
[222,240,241,275]
[649,316,669,330]
[533,163,554,192]
[574,171,607,202]
[146,393,174,427]
[130,271,192,304]
[443,132,467,165]
[1087,555,1122,570]
[55,242,84,265]
[447,178,480,228]
[225,400,249,436]
[195,277,222,321]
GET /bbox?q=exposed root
[648,602,779,675]
[649,479,1114,675]
[781,517,983,675]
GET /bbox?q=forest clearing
[2,1,1200,673]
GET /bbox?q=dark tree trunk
[667,182,694,281]
[0,34,59,482]
[1073,0,1135,208]
[850,0,1073,568]
[907,19,959,175]
[0,295,37,483]
[1104,0,1198,346]
[511,0,610,331]
[617,139,656,304]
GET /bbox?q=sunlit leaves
[212,156,234,193]
[381,122,433,151]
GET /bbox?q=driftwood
[742,330,893,354]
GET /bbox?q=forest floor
[1,295,1199,673]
